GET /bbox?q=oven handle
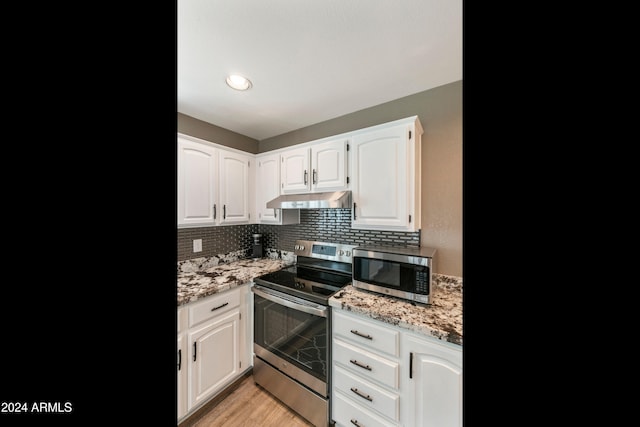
[252,286,328,318]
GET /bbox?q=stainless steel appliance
[251,240,355,427]
[266,190,351,209]
[352,245,437,305]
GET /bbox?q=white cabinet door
[256,153,300,225]
[402,334,462,427]
[256,153,281,222]
[311,139,349,192]
[351,118,421,231]
[178,137,218,227]
[281,147,311,193]
[188,309,241,412]
[219,151,250,224]
[177,332,187,421]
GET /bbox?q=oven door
[252,285,329,397]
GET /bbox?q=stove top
[253,240,356,305]
[254,265,352,304]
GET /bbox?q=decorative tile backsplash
[177,208,420,261]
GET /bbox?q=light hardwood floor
[186,374,315,427]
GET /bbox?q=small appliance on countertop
[352,244,436,305]
[251,233,263,259]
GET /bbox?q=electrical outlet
[193,239,202,253]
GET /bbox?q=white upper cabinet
[311,139,349,191]
[280,138,349,194]
[177,134,252,228]
[178,136,218,227]
[219,150,251,224]
[350,117,422,232]
[179,116,421,231]
[256,153,300,224]
[280,147,311,193]
[256,153,280,222]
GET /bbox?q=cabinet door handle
[350,330,373,340]
[193,342,197,362]
[274,208,277,218]
[313,169,317,184]
[350,419,362,427]
[353,202,357,220]
[211,302,229,312]
[213,204,216,219]
[409,352,413,379]
[223,204,226,219]
[304,170,308,185]
[178,349,181,371]
[350,387,373,402]
[349,359,372,371]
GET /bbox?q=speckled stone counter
[177,257,292,306]
[328,274,462,346]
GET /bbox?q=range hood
[266,191,352,209]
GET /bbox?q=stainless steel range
[251,240,356,427]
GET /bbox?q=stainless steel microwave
[352,245,436,305]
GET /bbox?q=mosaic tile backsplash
[177,208,420,261]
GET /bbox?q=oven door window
[254,293,328,382]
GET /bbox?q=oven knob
[346,250,351,256]
[338,250,344,256]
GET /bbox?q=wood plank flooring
[186,374,315,427]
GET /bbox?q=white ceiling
[178,0,462,141]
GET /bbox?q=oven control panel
[294,240,356,264]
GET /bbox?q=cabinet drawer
[333,365,399,422]
[333,338,399,390]
[333,311,399,357]
[333,389,396,427]
[188,289,240,327]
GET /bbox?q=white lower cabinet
[177,307,187,420]
[402,333,462,427]
[177,285,251,424]
[331,310,462,427]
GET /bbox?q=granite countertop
[328,274,463,346]
[177,257,291,306]
[178,254,462,346]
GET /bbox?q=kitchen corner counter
[177,257,291,306]
[328,274,463,346]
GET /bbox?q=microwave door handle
[252,286,328,318]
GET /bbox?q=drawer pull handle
[211,302,229,312]
[350,329,373,340]
[350,419,362,427]
[350,387,372,402]
[349,359,372,371]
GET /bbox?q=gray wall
[177,112,259,154]
[177,80,462,277]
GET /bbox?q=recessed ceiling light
[225,74,252,91]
